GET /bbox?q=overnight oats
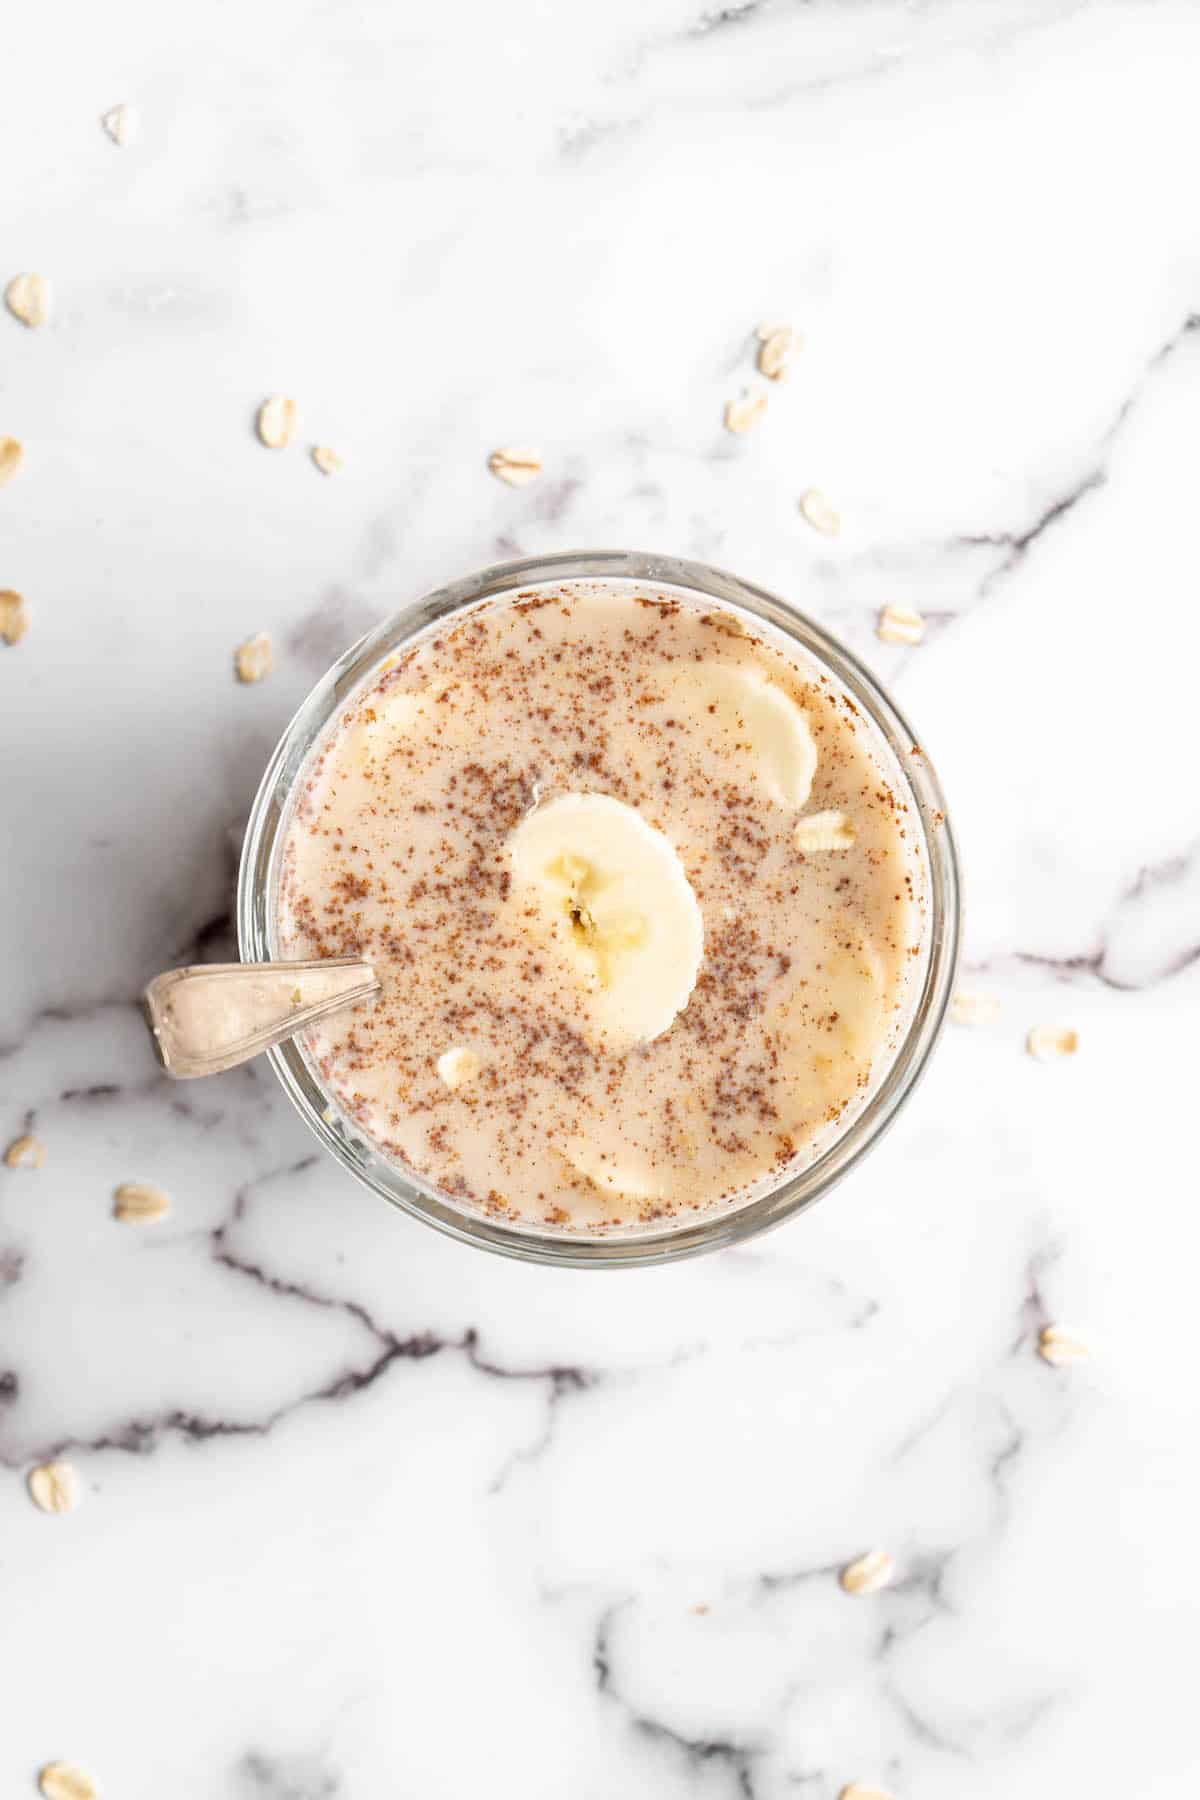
[266,565,952,1249]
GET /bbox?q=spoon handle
[143,958,380,1079]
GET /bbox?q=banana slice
[564,1136,666,1202]
[320,690,431,796]
[769,912,888,1134]
[671,664,817,807]
[508,792,704,1043]
[340,689,429,773]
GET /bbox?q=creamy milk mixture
[276,580,927,1230]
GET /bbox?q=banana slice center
[509,793,704,1044]
[548,850,649,985]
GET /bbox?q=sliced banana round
[508,792,704,1044]
[670,664,817,807]
[335,689,432,777]
[564,1136,666,1202]
[768,912,888,1135]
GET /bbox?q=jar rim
[237,549,961,1268]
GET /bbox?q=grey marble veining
[3,0,1199,1795]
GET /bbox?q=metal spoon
[143,958,380,1079]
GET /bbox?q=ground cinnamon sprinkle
[277,580,927,1232]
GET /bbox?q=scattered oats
[839,1548,895,1596]
[0,589,29,645]
[113,1181,171,1224]
[877,604,925,646]
[38,1764,98,1800]
[28,1461,81,1515]
[839,1787,897,1800]
[1039,1324,1091,1367]
[4,1133,45,1169]
[950,990,1000,1026]
[0,436,25,486]
[704,608,750,639]
[311,445,343,476]
[757,325,801,381]
[488,447,543,486]
[256,394,297,449]
[724,387,768,434]
[437,1046,481,1090]
[101,103,135,146]
[234,632,273,684]
[794,810,856,852]
[798,487,840,536]
[1026,1024,1079,1062]
[5,272,50,328]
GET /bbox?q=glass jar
[238,550,960,1267]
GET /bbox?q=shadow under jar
[239,551,960,1267]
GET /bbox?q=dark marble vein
[0,995,143,1062]
[9,1334,417,1468]
[1115,309,1200,420]
[957,468,1106,594]
[531,476,584,524]
[481,1349,595,1495]
[880,1680,969,1759]
[237,1749,341,1800]
[837,305,1200,639]
[1011,1237,1059,1351]
[286,585,383,677]
[595,1603,761,1799]
[755,1558,843,1597]
[866,1545,1037,1762]
[962,309,1200,597]
[0,1247,25,1288]
[834,1233,1077,1759]
[883,1677,1064,1761]
[691,0,764,34]
[5,1153,599,1469]
[172,904,237,965]
[984,834,1200,992]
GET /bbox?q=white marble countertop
[4,2,1198,1795]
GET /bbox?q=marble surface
[4,1,1198,1794]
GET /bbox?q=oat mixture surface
[277,580,925,1229]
